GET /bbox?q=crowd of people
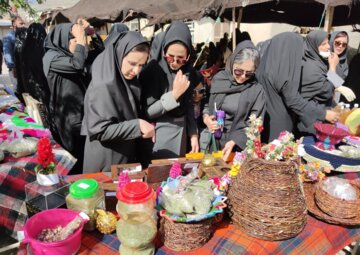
[2,14,359,174]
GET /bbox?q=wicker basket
[160,217,213,251]
[315,180,360,219]
[227,158,307,241]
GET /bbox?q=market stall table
[14,172,360,255]
[0,105,76,239]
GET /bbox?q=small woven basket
[315,180,360,219]
[227,158,307,241]
[160,217,213,251]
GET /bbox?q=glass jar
[116,182,156,218]
[116,212,157,255]
[66,179,105,231]
[116,182,157,255]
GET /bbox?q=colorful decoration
[169,161,182,178]
[314,122,349,150]
[299,161,331,182]
[95,209,117,234]
[263,131,299,161]
[229,152,246,177]
[117,172,130,191]
[35,137,56,174]
[244,114,264,158]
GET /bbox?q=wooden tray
[303,182,360,226]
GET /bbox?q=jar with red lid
[116,182,157,255]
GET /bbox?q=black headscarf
[329,31,349,79]
[43,23,73,77]
[104,23,129,48]
[209,40,258,112]
[301,30,334,105]
[256,32,326,141]
[14,27,27,98]
[82,31,148,139]
[142,21,196,118]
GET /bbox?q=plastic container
[214,110,225,139]
[116,182,155,218]
[22,209,87,255]
[66,179,105,231]
[116,182,157,255]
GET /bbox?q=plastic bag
[322,177,358,201]
[4,138,38,158]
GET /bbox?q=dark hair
[131,43,150,54]
[334,31,348,41]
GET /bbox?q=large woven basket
[227,158,307,241]
[160,217,213,251]
[315,179,360,219]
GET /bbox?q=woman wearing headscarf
[81,31,154,173]
[14,27,27,100]
[256,32,339,142]
[301,30,355,107]
[344,53,360,103]
[329,31,351,102]
[43,22,88,174]
[139,21,199,161]
[103,23,129,48]
[22,24,50,106]
[201,40,265,160]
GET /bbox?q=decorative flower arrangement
[299,161,331,182]
[35,137,56,175]
[228,152,246,178]
[263,131,299,161]
[244,114,264,158]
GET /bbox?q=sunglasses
[193,88,206,95]
[164,54,188,65]
[334,41,347,48]
[233,69,255,78]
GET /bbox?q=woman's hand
[325,110,340,124]
[139,119,155,139]
[222,140,235,161]
[203,114,219,133]
[71,24,86,46]
[328,52,339,72]
[172,70,190,100]
[190,135,199,153]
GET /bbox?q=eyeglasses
[233,69,255,78]
[334,41,347,48]
[164,54,188,65]
[193,88,206,95]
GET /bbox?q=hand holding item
[336,86,356,102]
[325,110,340,124]
[222,140,235,162]
[71,24,86,45]
[203,114,219,133]
[172,70,190,100]
[139,119,155,139]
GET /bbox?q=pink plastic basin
[23,209,86,255]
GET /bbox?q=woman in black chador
[81,31,154,173]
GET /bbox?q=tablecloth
[0,105,76,239]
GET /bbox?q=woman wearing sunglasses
[139,21,199,163]
[201,40,265,161]
[329,31,349,80]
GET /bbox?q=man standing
[3,15,25,92]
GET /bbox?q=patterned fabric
[0,106,76,239]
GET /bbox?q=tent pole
[232,7,236,50]
[323,6,334,33]
[237,7,243,29]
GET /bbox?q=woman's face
[121,51,148,80]
[164,43,188,71]
[232,60,256,84]
[192,82,205,103]
[333,35,348,55]
[318,38,330,53]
